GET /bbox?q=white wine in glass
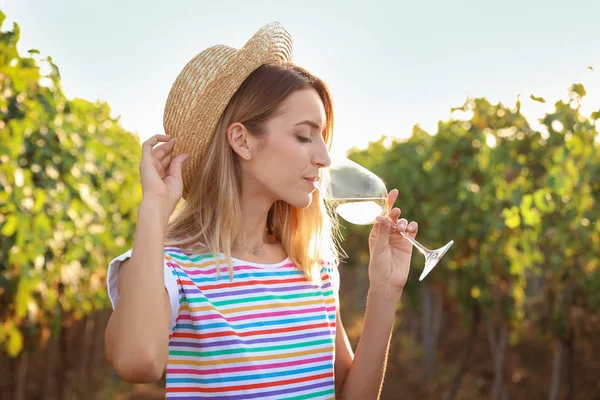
[320,157,454,281]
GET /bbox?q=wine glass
[319,157,454,281]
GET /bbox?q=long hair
[164,63,341,282]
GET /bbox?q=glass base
[418,240,454,281]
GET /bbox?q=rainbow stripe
[163,247,338,399]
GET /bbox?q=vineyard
[0,11,142,398]
[341,83,600,399]
[1,9,599,400]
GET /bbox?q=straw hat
[163,22,293,199]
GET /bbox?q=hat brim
[171,22,293,199]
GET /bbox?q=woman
[104,22,418,399]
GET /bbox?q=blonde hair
[164,63,341,282]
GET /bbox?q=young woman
[104,22,418,400]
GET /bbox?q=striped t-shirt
[107,243,339,399]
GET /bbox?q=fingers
[142,134,172,159]
[407,221,418,237]
[152,136,177,159]
[374,215,393,244]
[388,207,401,232]
[160,151,173,170]
[387,189,399,214]
[385,188,419,237]
[393,219,419,237]
[396,218,408,231]
[142,134,181,172]
[168,153,189,180]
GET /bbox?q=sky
[2,0,599,158]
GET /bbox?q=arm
[104,199,172,383]
[335,286,401,399]
[335,188,418,399]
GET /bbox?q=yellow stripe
[167,346,333,367]
[179,304,216,313]
[223,299,333,314]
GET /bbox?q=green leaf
[15,276,35,319]
[6,325,23,357]
[570,83,587,98]
[32,189,46,213]
[520,195,541,227]
[502,206,521,229]
[1,215,19,236]
[533,189,554,213]
[530,94,546,103]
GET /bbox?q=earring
[246,153,250,158]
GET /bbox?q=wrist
[368,282,403,301]
[138,198,171,231]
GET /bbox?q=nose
[312,141,331,169]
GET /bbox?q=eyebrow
[294,120,323,130]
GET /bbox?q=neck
[236,187,276,252]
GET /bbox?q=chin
[285,194,313,209]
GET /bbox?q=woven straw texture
[163,22,293,199]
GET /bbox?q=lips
[303,176,319,191]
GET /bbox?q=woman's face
[231,87,332,209]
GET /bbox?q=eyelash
[296,136,312,143]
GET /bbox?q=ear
[227,122,252,160]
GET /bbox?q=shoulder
[163,243,227,277]
[163,245,182,262]
[318,258,340,292]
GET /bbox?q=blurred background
[1,1,599,399]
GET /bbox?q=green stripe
[179,296,207,304]
[185,290,333,305]
[168,251,216,263]
[279,389,336,400]
[169,338,332,358]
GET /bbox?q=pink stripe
[167,354,332,375]
[179,306,328,323]
[177,304,336,322]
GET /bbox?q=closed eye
[296,136,312,143]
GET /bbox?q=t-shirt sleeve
[106,248,180,335]
[330,263,340,297]
[321,259,341,298]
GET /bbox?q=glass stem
[400,232,430,256]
